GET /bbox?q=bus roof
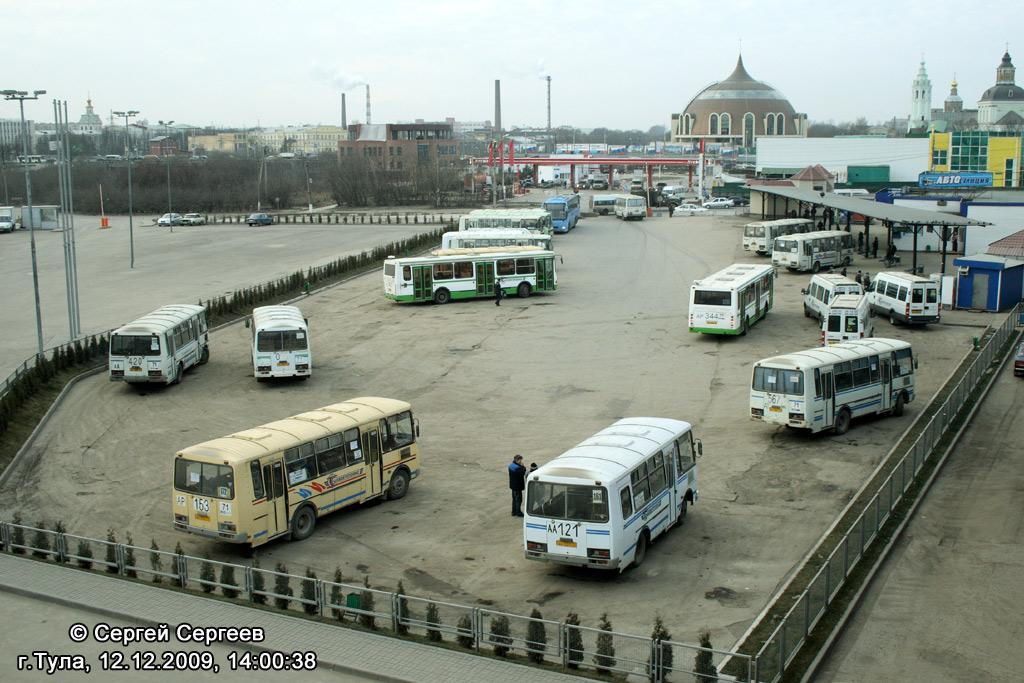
[113,304,205,336]
[693,263,774,290]
[776,230,848,242]
[445,228,533,238]
[826,294,866,310]
[810,273,860,286]
[252,305,306,330]
[874,270,938,285]
[468,208,549,218]
[531,417,691,483]
[388,245,553,262]
[176,397,412,464]
[754,338,912,370]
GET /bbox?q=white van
[822,294,873,345]
[660,185,688,203]
[868,271,941,325]
[614,194,646,220]
[590,194,618,215]
[802,273,863,322]
[247,305,311,380]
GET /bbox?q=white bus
[772,230,856,272]
[590,194,617,215]
[689,263,775,335]
[822,294,873,345]
[749,338,915,435]
[384,245,557,304]
[440,228,552,251]
[742,218,814,255]
[247,305,311,381]
[109,304,210,385]
[524,417,702,571]
[459,209,554,236]
[614,194,647,220]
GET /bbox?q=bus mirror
[695,439,703,457]
[304,318,308,325]
[800,288,808,295]
[244,317,250,328]
[559,256,564,264]
[914,357,919,369]
[414,419,420,438]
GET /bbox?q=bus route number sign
[193,497,211,518]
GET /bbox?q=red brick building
[337,122,458,171]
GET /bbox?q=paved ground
[0,206,998,660]
[815,349,1024,682]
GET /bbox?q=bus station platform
[0,553,590,682]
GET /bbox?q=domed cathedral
[669,54,807,149]
[977,49,1024,131]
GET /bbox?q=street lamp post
[159,120,174,223]
[304,159,313,213]
[2,88,47,356]
[113,110,139,267]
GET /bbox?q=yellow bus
[172,397,419,547]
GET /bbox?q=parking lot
[0,209,996,648]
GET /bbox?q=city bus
[523,417,702,572]
[689,263,775,335]
[772,230,856,272]
[440,228,552,251]
[459,209,554,236]
[383,245,557,304]
[542,194,582,232]
[614,194,647,220]
[172,397,419,547]
[247,305,311,381]
[742,218,814,255]
[109,304,210,385]
[749,338,915,435]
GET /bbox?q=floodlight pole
[113,110,139,267]
[3,88,46,356]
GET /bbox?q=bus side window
[284,442,316,485]
[869,356,880,383]
[271,462,285,500]
[619,487,633,518]
[315,434,346,474]
[250,461,265,500]
[344,428,363,464]
[363,429,380,465]
[648,453,667,496]
[814,369,821,398]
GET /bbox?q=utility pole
[113,109,139,267]
[159,119,174,228]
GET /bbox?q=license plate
[195,513,209,521]
[911,309,921,314]
[769,406,782,412]
[130,366,142,372]
[707,321,717,325]
[277,361,289,366]
[556,539,577,548]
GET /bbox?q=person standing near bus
[495,279,506,306]
[508,455,526,516]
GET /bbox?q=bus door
[260,460,288,540]
[880,356,892,411]
[820,370,835,428]
[475,262,495,296]
[536,258,555,291]
[363,428,382,497]
[411,266,433,301]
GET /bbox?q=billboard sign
[919,172,992,188]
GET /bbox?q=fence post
[0,521,8,551]
[316,579,325,617]
[57,532,67,563]
[390,592,400,633]
[115,544,126,575]
[177,553,188,588]
[472,607,482,652]
[245,566,254,602]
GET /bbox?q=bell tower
[909,57,932,131]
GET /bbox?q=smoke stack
[341,93,347,128]
[546,76,551,131]
[494,79,502,136]
[366,84,371,125]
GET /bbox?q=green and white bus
[458,209,554,236]
[383,246,557,304]
[689,263,775,335]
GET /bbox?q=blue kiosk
[954,254,1024,311]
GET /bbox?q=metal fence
[0,522,749,681]
[751,305,1021,682]
[211,212,459,226]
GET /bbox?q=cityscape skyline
[5,1,1020,132]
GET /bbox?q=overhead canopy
[750,185,986,227]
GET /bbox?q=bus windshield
[174,458,235,499]
[257,330,308,351]
[752,367,805,395]
[527,482,610,522]
[894,349,914,377]
[775,239,797,253]
[545,205,567,221]
[693,289,732,306]
[111,334,161,356]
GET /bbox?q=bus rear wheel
[172,362,184,385]
[434,288,451,305]
[388,469,410,500]
[891,394,905,417]
[291,506,316,541]
[517,282,532,299]
[632,532,648,569]
[812,261,821,273]
[833,408,851,435]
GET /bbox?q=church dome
[980,50,1024,102]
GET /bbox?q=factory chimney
[366,84,371,125]
[341,93,347,128]
[546,75,551,131]
[494,79,502,136]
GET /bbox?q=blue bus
[542,194,581,233]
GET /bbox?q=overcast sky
[6,0,1020,132]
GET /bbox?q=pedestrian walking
[863,273,872,291]
[841,265,848,277]
[871,236,879,259]
[858,232,864,254]
[952,230,959,253]
[855,270,863,286]
[495,279,505,306]
[885,243,897,267]
[508,455,526,517]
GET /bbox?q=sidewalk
[0,553,590,682]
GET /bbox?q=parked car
[672,203,710,216]
[247,213,273,226]
[730,197,750,206]
[182,213,206,226]
[520,178,533,188]
[157,212,183,226]
[702,197,735,209]
[0,216,15,233]
[1015,341,1024,376]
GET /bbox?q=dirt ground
[0,209,997,650]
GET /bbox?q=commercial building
[338,122,458,171]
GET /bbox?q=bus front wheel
[199,346,210,365]
[891,394,905,417]
[517,282,532,299]
[434,288,451,305]
[812,261,821,273]
[291,506,316,541]
[632,532,648,568]
[833,408,851,435]
[388,469,410,500]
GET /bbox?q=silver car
[157,212,183,226]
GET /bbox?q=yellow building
[930,131,1022,187]
[190,132,253,155]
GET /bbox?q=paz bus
[749,338,915,435]
[742,218,814,255]
[460,209,554,236]
[440,228,552,251]
[109,304,210,385]
[542,194,581,232]
[247,305,311,380]
[772,230,856,272]
[524,417,702,571]
[383,246,557,304]
[172,397,419,547]
[689,263,775,335]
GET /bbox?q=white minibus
[590,194,618,215]
[109,305,210,385]
[524,417,702,571]
[689,263,775,335]
[743,218,814,255]
[772,230,856,272]
[802,273,863,322]
[440,228,551,251]
[750,338,915,435]
[247,305,311,380]
[867,271,941,325]
[822,294,873,345]
[614,194,647,220]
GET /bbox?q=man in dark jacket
[508,455,526,517]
